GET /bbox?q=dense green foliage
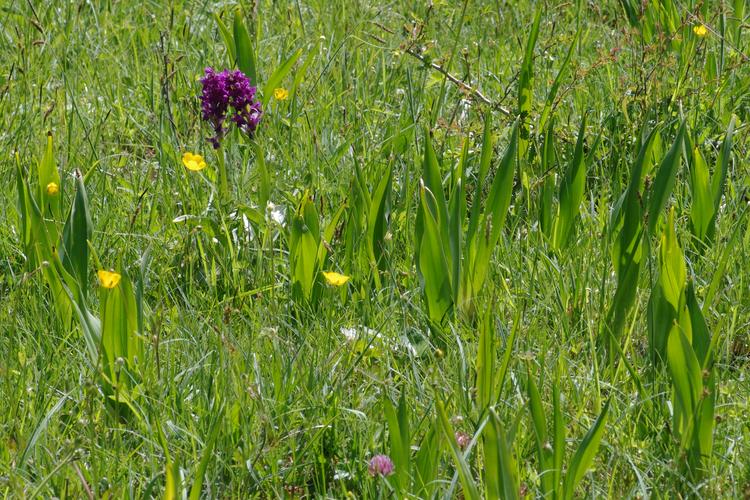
[1,0,749,497]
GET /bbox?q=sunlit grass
[1,0,749,497]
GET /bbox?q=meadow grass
[1,0,750,498]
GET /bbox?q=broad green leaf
[482,412,501,499]
[552,116,587,249]
[60,173,92,299]
[467,112,493,245]
[422,128,450,237]
[22,175,73,327]
[563,399,610,499]
[414,424,440,498]
[666,326,702,437]
[100,271,142,386]
[484,409,520,500]
[50,255,101,362]
[418,183,453,328]
[214,13,236,64]
[685,282,711,368]
[396,392,410,470]
[647,280,677,363]
[688,140,713,240]
[658,208,686,310]
[469,123,518,296]
[290,196,320,302]
[38,132,62,223]
[695,372,715,465]
[233,10,257,85]
[384,395,409,492]
[164,460,180,500]
[416,128,450,282]
[707,116,735,241]
[526,369,554,497]
[483,122,519,250]
[647,122,685,235]
[540,174,555,238]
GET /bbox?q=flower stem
[216,145,229,203]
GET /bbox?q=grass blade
[437,399,480,500]
[262,48,303,107]
[518,7,543,158]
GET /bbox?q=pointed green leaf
[666,326,702,436]
[552,116,587,249]
[484,409,520,500]
[647,122,685,235]
[659,209,686,310]
[214,13,236,63]
[233,10,257,84]
[707,116,735,240]
[60,173,92,299]
[563,399,610,499]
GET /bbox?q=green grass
[2,0,750,497]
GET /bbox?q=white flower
[266,201,286,226]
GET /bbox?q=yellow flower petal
[322,271,350,286]
[182,152,207,171]
[693,24,707,37]
[98,270,121,289]
[46,182,59,196]
[273,87,289,101]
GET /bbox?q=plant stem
[216,144,229,203]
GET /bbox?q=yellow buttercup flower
[182,152,207,171]
[693,24,707,37]
[273,87,289,101]
[322,271,350,286]
[98,270,121,289]
[46,182,59,196]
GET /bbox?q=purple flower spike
[200,67,262,148]
[200,68,230,147]
[368,454,395,477]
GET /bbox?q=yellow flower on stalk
[693,24,707,37]
[322,271,350,286]
[273,87,289,101]
[98,270,121,289]
[182,152,207,171]
[46,182,59,196]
